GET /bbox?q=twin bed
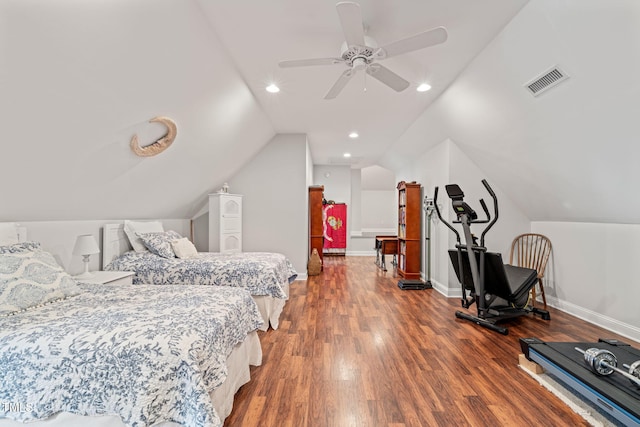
[0,284,262,427]
[0,221,299,426]
[101,223,298,331]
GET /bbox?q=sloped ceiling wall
[382,0,640,224]
[0,0,274,221]
[361,165,395,191]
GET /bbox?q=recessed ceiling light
[266,84,280,93]
[343,152,351,158]
[417,83,432,92]
[349,132,359,139]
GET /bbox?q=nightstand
[74,271,135,286]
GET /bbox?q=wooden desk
[375,236,398,271]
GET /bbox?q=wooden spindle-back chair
[509,233,552,308]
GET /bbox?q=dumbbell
[624,360,640,382]
[574,347,640,388]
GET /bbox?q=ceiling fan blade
[366,64,410,92]
[279,58,343,68]
[336,2,365,47]
[324,69,355,99]
[380,27,448,58]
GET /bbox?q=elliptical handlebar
[479,199,490,221]
[482,178,497,199]
[433,186,461,244]
[479,179,498,247]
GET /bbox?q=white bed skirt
[0,331,262,427]
[254,280,289,331]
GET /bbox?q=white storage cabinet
[208,193,242,253]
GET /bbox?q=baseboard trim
[435,286,639,343]
[545,296,640,343]
[429,279,461,298]
[346,250,376,256]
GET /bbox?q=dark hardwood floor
[225,255,638,426]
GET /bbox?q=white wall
[361,165,397,191]
[306,143,315,191]
[18,219,188,275]
[1,0,274,222]
[383,0,640,226]
[350,170,362,234]
[348,166,397,255]
[360,165,397,233]
[400,139,451,294]
[361,191,396,230]
[532,222,640,342]
[314,166,351,205]
[348,169,378,255]
[191,214,209,252]
[229,134,309,278]
[449,141,531,257]
[306,143,315,266]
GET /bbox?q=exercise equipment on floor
[574,347,640,387]
[433,179,550,335]
[521,337,640,426]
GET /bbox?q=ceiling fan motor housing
[340,36,381,68]
[278,2,447,98]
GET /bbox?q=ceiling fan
[278,1,448,99]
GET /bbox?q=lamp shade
[73,234,100,256]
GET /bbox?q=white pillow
[0,223,19,246]
[123,220,164,252]
[171,238,198,259]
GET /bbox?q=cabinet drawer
[221,232,242,252]
[221,216,241,233]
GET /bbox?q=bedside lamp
[73,234,100,279]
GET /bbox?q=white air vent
[525,66,569,96]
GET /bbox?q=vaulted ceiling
[198,0,528,168]
[2,0,639,224]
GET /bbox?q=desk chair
[509,233,552,308]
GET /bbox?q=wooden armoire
[308,185,324,269]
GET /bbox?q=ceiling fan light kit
[278,1,447,99]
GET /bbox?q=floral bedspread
[0,284,263,427]
[105,251,297,299]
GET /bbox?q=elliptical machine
[434,179,550,335]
